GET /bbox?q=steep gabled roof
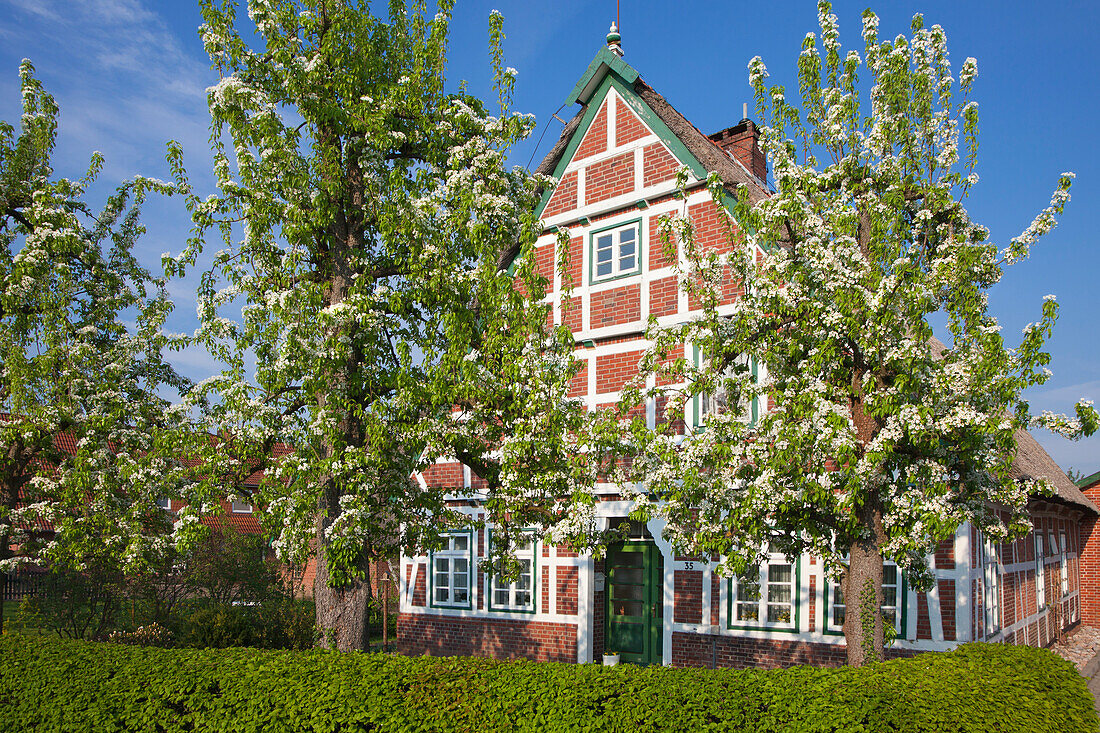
[534,46,769,207]
[1012,428,1099,513]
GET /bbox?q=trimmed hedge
[0,636,1095,732]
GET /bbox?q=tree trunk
[314,518,372,651]
[842,499,886,666]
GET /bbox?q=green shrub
[0,637,1093,732]
[179,599,316,650]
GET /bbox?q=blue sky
[1,0,1098,475]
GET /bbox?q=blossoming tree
[169,0,565,649]
[0,62,188,621]
[616,3,1098,665]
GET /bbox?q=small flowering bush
[106,622,173,648]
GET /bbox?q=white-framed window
[1034,532,1046,609]
[432,532,472,609]
[692,347,758,430]
[978,535,1001,638]
[729,553,798,630]
[156,497,172,511]
[826,561,903,636]
[488,530,536,613]
[231,501,253,514]
[1059,530,1069,597]
[590,220,641,283]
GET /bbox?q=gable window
[826,561,904,636]
[231,501,253,514]
[488,530,536,613]
[728,553,799,631]
[590,220,641,283]
[156,497,172,511]
[432,532,472,609]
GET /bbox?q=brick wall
[673,570,703,624]
[615,96,648,147]
[1080,483,1100,625]
[648,213,673,270]
[590,283,641,328]
[556,567,579,615]
[649,277,677,317]
[596,349,644,394]
[544,170,578,218]
[585,152,635,206]
[670,632,918,670]
[643,143,679,188]
[576,100,609,160]
[397,614,577,662]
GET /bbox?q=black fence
[1,570,47,602]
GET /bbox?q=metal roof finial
[607,21,623,57]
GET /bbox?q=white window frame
[589,220,641,283]
[1058,530,1069,597]
[728,553,798,631]
[487,529,537,613]
[825,560,903,637]
[231,501,253,514]
[156,497,172,511]
[431,532,473,609]
[1034,532,1046,609]
[692,347,758,431]
[979,535,1001,638]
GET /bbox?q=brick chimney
[708,115,767,185]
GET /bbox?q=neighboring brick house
[395,38,1097,668]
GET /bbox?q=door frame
[605,539,664,665]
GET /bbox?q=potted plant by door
[602,650,620,666]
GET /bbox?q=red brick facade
[397,43,1098,671]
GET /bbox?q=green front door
[606,541,664,665]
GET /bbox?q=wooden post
[382,570,389,653]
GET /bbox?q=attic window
[590,220,641,283]
[231,501,253,514]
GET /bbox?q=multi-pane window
[693,349,757,430]
[729,555,796,629]
[828,562,902,634]
[432,533,471,608]
[591,222,640,282]
[978,535,1001,638]
[1034,532,1046,609]
[489,531,536,612]
[156,497,172,511]
[1059,530,1069,597]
